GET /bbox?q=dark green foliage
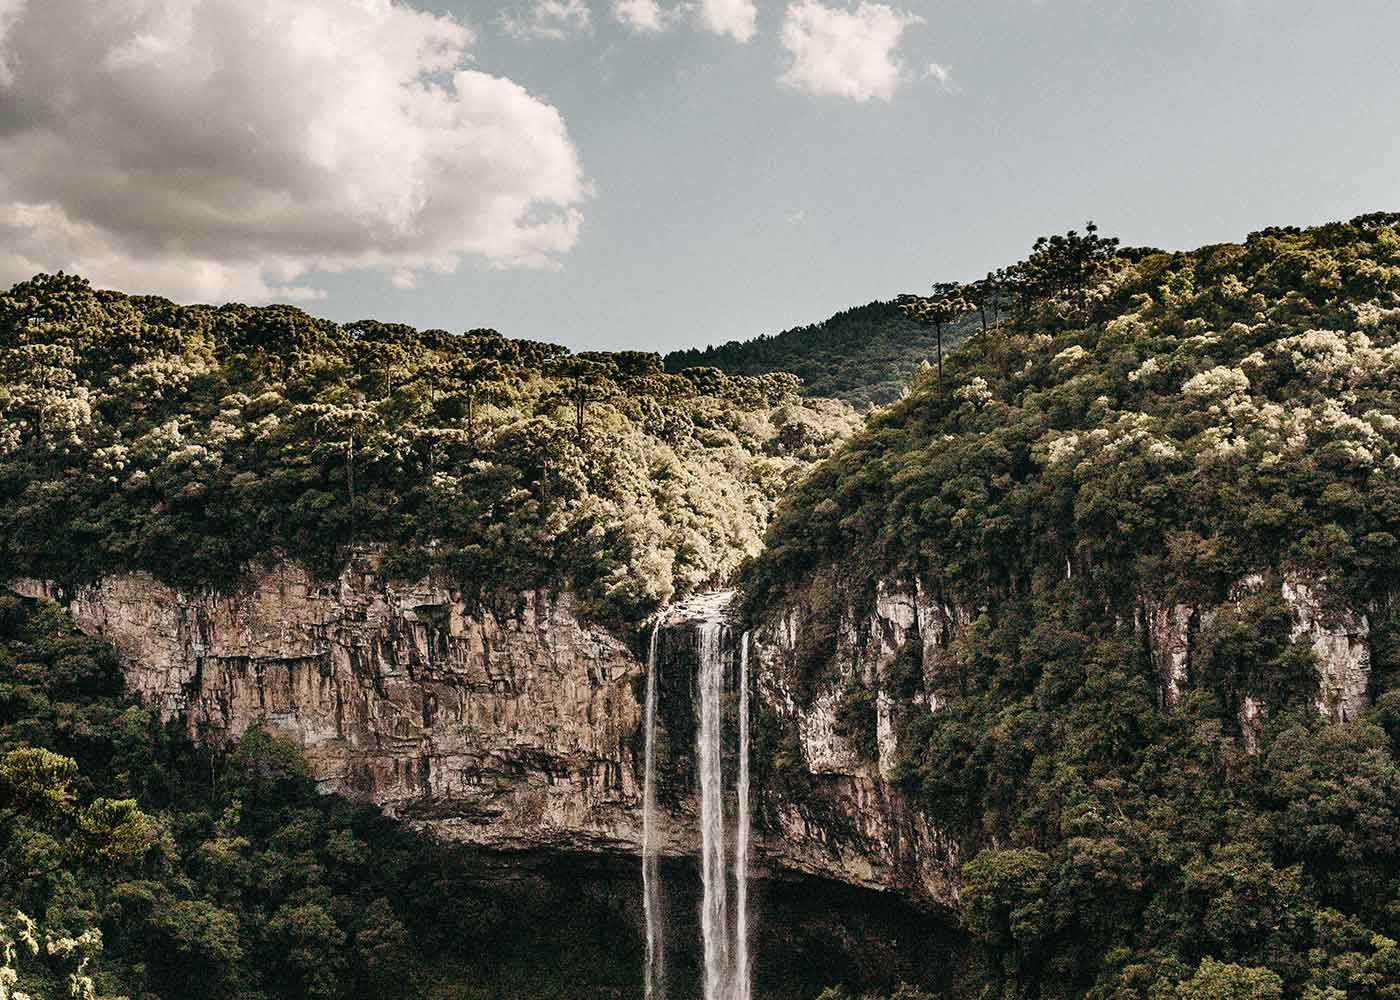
[0,274,858,627]
[665,300,978,409]
[814,986,938,1000]
[747,215,1400,998]
[833,681,878,762]
[0,594,668,999]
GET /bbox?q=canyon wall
[8,558,1372,913]
[8,555,959,907]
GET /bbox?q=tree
[265,902,348,1000]
[548,355,616,441]
[1163,959,1284,1000]
[354,897,413,998]
[1019,221,1122,321]
[448,356,507,445]
[898,283,968,398]
[0,747,152,892]
[960,848,1054,992]
[0,746,152,995]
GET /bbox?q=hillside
[744,212,1400,998]
[0,274,857,627]
[7,213,1400,1000]
[664,300,979,409]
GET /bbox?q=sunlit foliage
[0,275,858,626]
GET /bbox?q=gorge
[7,215,1400,999]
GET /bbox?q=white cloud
[613,0,668,32]
[0,0,588,303]
[779,0,923,102]
[699,0,757,41]
[501,0,592,40]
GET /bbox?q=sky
[0,0,1397,353]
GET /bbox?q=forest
[0,593,662,999]
[0,275,856,628]
[663,300,978,409]
[6,212,1400,998]
[746,214,1400,998]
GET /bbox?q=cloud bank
[0,0,588,303]
[612,0,669,32]
[700,0,758,41]
[780,0,923,102]
[501,0,593,40]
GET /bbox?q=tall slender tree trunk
[347,430,356,538]
[935,322,944,399]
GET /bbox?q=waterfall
[733,630,752,1000]
[697,621,730,1000]
[642,625,665,1000]
[644,602,754,1000]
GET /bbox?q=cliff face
[749,579,965,908]
[13,559,644,854]
[745,567,1376,906]
[10,555,1372,913]
[8,556,958,907]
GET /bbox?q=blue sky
[1,0,1397,352]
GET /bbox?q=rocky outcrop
[14,553,1370,913]
[12,560,645,854]
[1137,572,1373,730]
[8,557,960,908]
[750,578,969,909]
[1283,578,1371,724]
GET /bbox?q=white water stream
[733,630,752,1000]
[643,600,752,1000]
[697,621,730,1000]
[643,625,665,1000]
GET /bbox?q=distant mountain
[664,299,977,408]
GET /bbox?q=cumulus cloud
[611,0,751,40]
[501,0,592,39]
[699,0,757,41]
[779,0,923,102]
[613,0,669,32]
[0,0,588,303]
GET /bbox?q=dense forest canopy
[663,300,978,409]
[0,594,664,999]
[0,274,857,626]
[749,214,1400,614]
[9,212,1400,999]
[745,213,1400,999]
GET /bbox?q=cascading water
[642,625,665,1000]
[733,630,752,1000]
[697,621,730,1000]
[644,601,753,1000]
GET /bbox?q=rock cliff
[8,555,1373,913]
[7,555,959,907]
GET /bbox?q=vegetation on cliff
[0,593,660,999]
[664,300,977,409]
[746,214,1400,998]
[0,275,856,626]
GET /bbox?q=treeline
[664,300,978,409]
[0,594,650,999]
[0,274,857,626]
[746,213,1400,998]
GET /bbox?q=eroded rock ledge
[13,560,643,854]
[7,556,960,908]
[14,555,1360,913]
